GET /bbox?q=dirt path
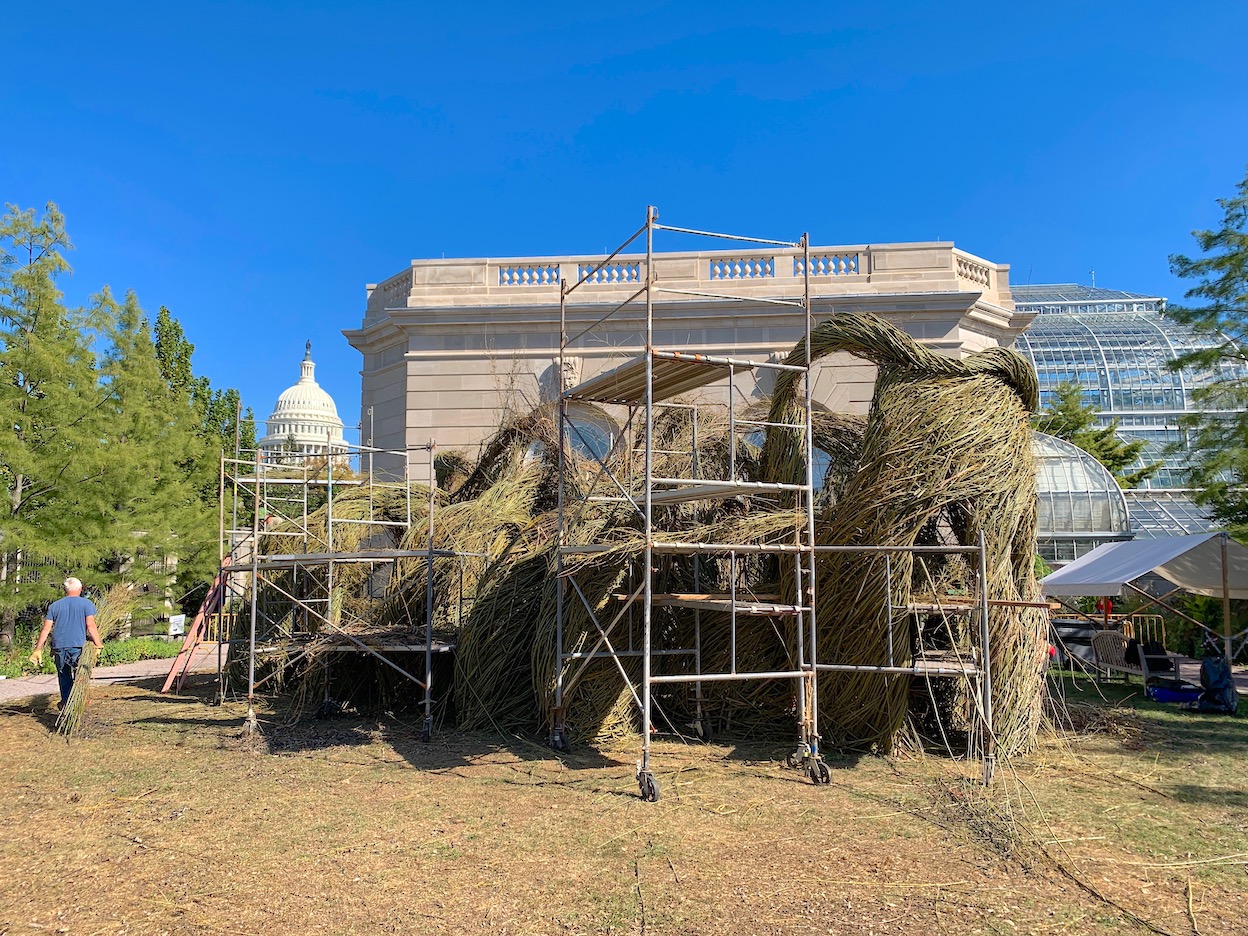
[0,643,221,702]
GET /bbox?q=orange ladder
[162,557,231,693]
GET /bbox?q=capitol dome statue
[258,341,347,463]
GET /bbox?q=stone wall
[345,242,1026,475]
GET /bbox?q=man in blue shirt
[29,577,103,707]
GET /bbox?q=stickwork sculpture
[255,313,1047,758]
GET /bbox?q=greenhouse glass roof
[1034,432,1130,538]
[1122,490,1215,539]
[1013,284,1247,492]
[1012,284,1164,315]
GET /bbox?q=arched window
[564,405,617,462]
[744,429,832,492]
[531,404,620,464]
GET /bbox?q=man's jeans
[52,647,82,706]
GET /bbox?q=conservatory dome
[1033,430,1131,565]
[258,342,347,461]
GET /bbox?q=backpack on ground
[1181,655,1239,715]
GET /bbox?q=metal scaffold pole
[801,231,826,783]
[551,278,569,752]
[246,455,261,733]
[978,531,996,785]
[638,204,658,801]
[423,439,437,743]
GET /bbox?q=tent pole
[1221,532,1233,665]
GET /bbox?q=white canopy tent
[1040,532,1248,662]
[1040,533,1248,599]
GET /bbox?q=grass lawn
[0,673,1244,935]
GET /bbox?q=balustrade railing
[499,263,561,287]
[577,261,642,285]
[795,252,862,276]
[955,252,993,288]
[708,256,776,280]
[367,244,1008,309]
[377,271,413,308]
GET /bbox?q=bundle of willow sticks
[56,584,140,740]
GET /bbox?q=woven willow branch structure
[261,313,1047,758]
[764,313,1045,755]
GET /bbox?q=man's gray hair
[64,577,83,592]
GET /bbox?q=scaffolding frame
[551,207,824,800]
[165,436,472,744]
[550,207,998,800]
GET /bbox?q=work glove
[28,649,43,668]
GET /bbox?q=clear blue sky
[5,1,1247,434]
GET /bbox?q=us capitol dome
[258,341,347,463]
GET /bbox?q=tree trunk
[0,607,15,649]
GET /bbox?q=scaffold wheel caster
[785,749,803,770]
[695,717,712,742]
[638,770,660,803]
[548,729,569,753]
[808,759,831,785]
[420,716,433,744]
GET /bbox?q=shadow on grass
[207,701,633,773]
[109,680,222,704]
[1169,784,1248,807]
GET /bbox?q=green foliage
[1175,594,1248,662]
[0,203,111,621]
[97,635,183,666]
[1033,381,1161,487]
[0,202,252,631]
[1167,167,1248,526]
[0,633,182,678]
[155,305,256,457]
[153,305,257,592]
[93,287,216,590]
[1033,555,1053,580]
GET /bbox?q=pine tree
[0,204,108,644]
[155,305,256,459]
[1,205,256,640]
[152,305,256,608]
[93,288,216,590]
[1167,167,1248,527]
[1033,381,1161,488]
[154,305,199,400]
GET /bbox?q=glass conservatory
[1014,284,1246,542]
[1033,431,1132,564]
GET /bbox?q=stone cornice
[361,242,1013,322]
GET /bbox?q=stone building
[345,240,1029,474]
[258,341,347,463]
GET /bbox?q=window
[564,406,617,462]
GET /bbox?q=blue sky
[4,1,1247,434]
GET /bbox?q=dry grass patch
[0,677,1244,935]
